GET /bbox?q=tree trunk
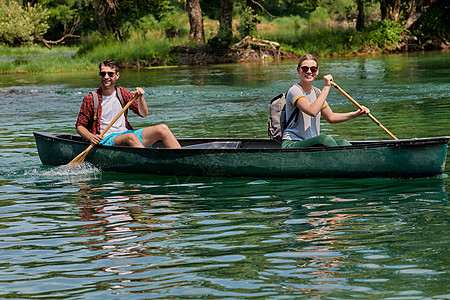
[356,0,365,31]
[187,0,205,43]
[403,0,437,29]
[212,0,233,47]
[93,0,121,41]
[380,0,402,21]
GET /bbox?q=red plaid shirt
[76,86,141,134]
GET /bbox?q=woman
[282,54,370,148]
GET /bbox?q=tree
[93,0,121,40]
[403,0,438,29]
[0,1,49,46]
[238,0,265,38]
[380,0,439,30]
[26,0,94,40]
[92,0,173,41]
[187,0,205,43]
[356,0,366,30]
[209,0,233,47]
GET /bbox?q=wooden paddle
[331,82,398,140]
[69,92,139,164]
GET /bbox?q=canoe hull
[34,132,449,178]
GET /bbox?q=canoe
[34,132,449,178]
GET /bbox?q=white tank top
[100,90,128,136]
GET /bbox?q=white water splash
[24,162,101,183]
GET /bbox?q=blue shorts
[100,128,148,147]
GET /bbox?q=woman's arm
[322,105,370,124]
[295,74,333,116]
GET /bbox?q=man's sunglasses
[99,71,116,77]
[300,66,318,73]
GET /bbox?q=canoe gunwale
[33,132,450,153]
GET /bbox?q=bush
[0,1,49,46]
[238,6,260,38]
[309,7,329,25]
[361,20,406,50]
[129,10,189,39]
[259,22,358,56]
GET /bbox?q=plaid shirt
[76,86,141,135]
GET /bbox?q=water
[0,52,449,299]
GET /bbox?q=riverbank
[165,34,449,66]
[0,30,448,73]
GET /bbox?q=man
[76,59,180,148]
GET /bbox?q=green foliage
[258,17,359,56]
[76,27,185,68]
[129,9,189,39]
[0,44,76,56]
[270,15,308,29]
[35,0,94,39]
[0,1,50,46]
[238,6,260,38]
[360,20,405,49]
[80,37,174,66]
[309,7,329,24]
[75,32,105,57]
[0,54,95,74]
[123,0,172,21]
[317,0,355,19]
[260,0,319,16]
[412,0,449,37]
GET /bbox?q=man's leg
[114,132,145,148]
[141,124,180,148]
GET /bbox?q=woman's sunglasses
[300,66,318,73]
[99,71,116,77]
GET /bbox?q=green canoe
[34,132,449,178]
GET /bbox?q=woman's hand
[324,74,333,87]
[353,106,370,118]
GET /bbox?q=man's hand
[135,87,145,97]
[90,133,103,145]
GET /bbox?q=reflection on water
[0,52,449,298]
[0,167,448,297]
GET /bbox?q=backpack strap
[283,83,301,130]
[116,87,125,106]
[91,91,99,133]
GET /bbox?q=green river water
[0,51,449,299]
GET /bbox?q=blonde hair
[297,54,318,68]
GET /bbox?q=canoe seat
[181,141,242,149]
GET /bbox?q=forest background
[0,0,448,73]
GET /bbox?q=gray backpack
[268,84,320,143]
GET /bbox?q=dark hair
[99,59,119,72]
[297,54,318,68]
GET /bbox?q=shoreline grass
[0,45,77,57]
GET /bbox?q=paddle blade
[68,144,93,164]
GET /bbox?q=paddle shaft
[330,82,398,140]
[69,92,139,163]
